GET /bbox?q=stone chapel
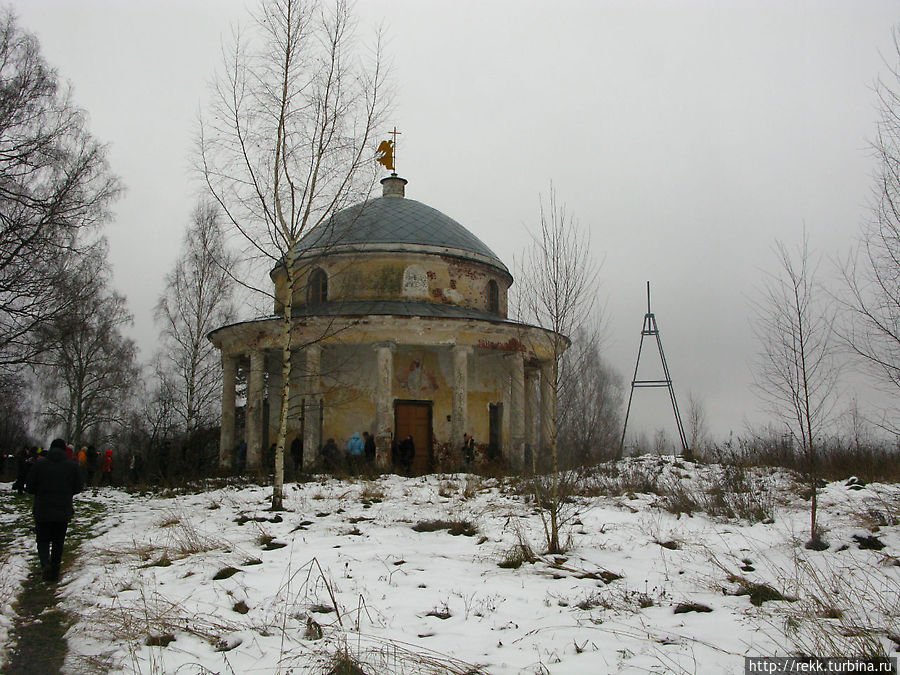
[208,175,563,474]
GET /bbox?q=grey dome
[295,180,509,275]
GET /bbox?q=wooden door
[395,401,432,475]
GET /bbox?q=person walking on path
[13,447,31,494]
[85,445,99,486]
[100,449,113,485]
[26,438,83,582]
[76,446,88,483]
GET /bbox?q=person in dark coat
[321,438,341,473]
[363,431,376,466]
[13,447,30,494]
[398,435,415,476]
[85,445,99,486]
[236,442,247,472]
[26,438,83,582]
[290,437,303,476]
[462,433,476,471]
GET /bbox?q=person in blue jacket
[347,432,364,474]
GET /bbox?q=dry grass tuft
[165,518,227,556]
[358,482,385,504]
[284,635,490,674]
[497,543,536,569]
[437,480,457,498]
[411,519,477,537]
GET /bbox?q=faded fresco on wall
[402,264,429,298]
[396,350,439,395]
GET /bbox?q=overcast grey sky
[14,0,900,442]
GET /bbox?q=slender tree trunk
[271,264,295,510]
[549,355,560,554]
[796,282,818,541]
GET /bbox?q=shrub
[497,544,536,569]
[737,431,900,483]
[701,464,775,523]
[412,520,477,537]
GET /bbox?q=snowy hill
[2,456,898,673]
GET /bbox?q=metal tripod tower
[619,282,688,454]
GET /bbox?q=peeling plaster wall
[263,342,514,460]
[273,252,509,317]
[319,344,377,449]
[214,305,562,472]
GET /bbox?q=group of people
[230,430,480,476]
[320,431,377,474]
[8,444,113,493]
[4,440,141,585]
[1,439,85,583]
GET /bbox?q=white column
[288,348,304,438]
[219,353,237,470]
[451,346,471,457]
[374,342,394,468]
[246,349,265,470]
[509,351,525,469]
[302,343,322,469]
[540,360,555,456]
[524,366,539,469]
[267,352,283,448]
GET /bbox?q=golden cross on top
[389,126,401,173]
[375,126,402,173]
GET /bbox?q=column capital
[451,344,473,355]
[373,341,397,352]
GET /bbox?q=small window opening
[307,268,328,304]
[487,279,499,314]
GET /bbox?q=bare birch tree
[840,26,900,427]
[752,234,838,546]
[557,326,624,466]
[156,201,237,434]
[40,244,139,446]
[0,11,121,370]
[517,186,599,554]
[199,0,388,509]
[686,391,709,460]
[0,372,31,448]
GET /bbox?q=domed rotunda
[209,175,562,474]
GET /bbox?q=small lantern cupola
[380,174,407,198]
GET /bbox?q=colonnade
[218,342,555,473]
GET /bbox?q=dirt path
[2,496,106,675]
[2,572,69,675]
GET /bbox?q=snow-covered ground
[2,456,899,674]
[0,489,31,669]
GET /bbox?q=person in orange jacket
[76,446,88,482]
